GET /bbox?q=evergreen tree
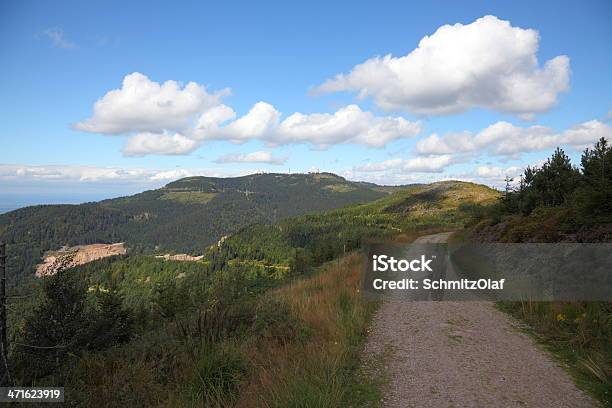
[16,271,95,379]
[511,148,581,214]
[575,137,612,223]
[89,290,134,349]
[535,148,580,207]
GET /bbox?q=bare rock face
[36,243,126,277]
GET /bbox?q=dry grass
[235,253,378,407]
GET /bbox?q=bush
[14,271,135,382]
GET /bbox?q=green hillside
[0,172,387,283]
[209,180,499,268]
[33,180,497,326]
[8,179,498,406]
[67,179,499,308]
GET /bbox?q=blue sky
[1,0,611,209]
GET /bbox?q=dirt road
[363,232,597,408]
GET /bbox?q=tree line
[501,137,612,226]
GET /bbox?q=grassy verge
[497,301,611,407]
[235,253,382,407]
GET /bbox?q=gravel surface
[363,232,598,408]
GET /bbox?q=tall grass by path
[498,300,611,407]
[235,253,382,407]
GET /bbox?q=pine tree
[16,271,94,379]
[575,137,612,223]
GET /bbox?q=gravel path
[363,232,598,408]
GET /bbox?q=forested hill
[208,180,500,269]
[0,172,386,282]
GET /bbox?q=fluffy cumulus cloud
[315,15,569,117]
[416,120,612,157]
[275,105,421,147]
[122,133,199,156]
[214,151,288,165]
[75,73,421,156]
[200,104,422,148]
[74,72,229,135]
[474,165,522,179]
[198,102,282,143]
[356,155,453,173]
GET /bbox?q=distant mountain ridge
[0,172,387,282]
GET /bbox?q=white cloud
[355,159,404,172]
[414,132,475,155]
[122,132,199,156]
[315,15,569,117]
[1,164,158,183]
[75,72,229,134]
[199,102,281,143]
[44,28,76,49]
[341,168,460,186]
[356,155,453,173]
[454,164,535,189]
[0,164,246,184]
[416,120,612,157]
[475,165,522,179]
[275,105,421,147]
[201,104,422,148]
[123,133,198,156]
[559,120,612,151]
[75,73,421,156]
[215,151,288,165]
[348,163,521,189]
